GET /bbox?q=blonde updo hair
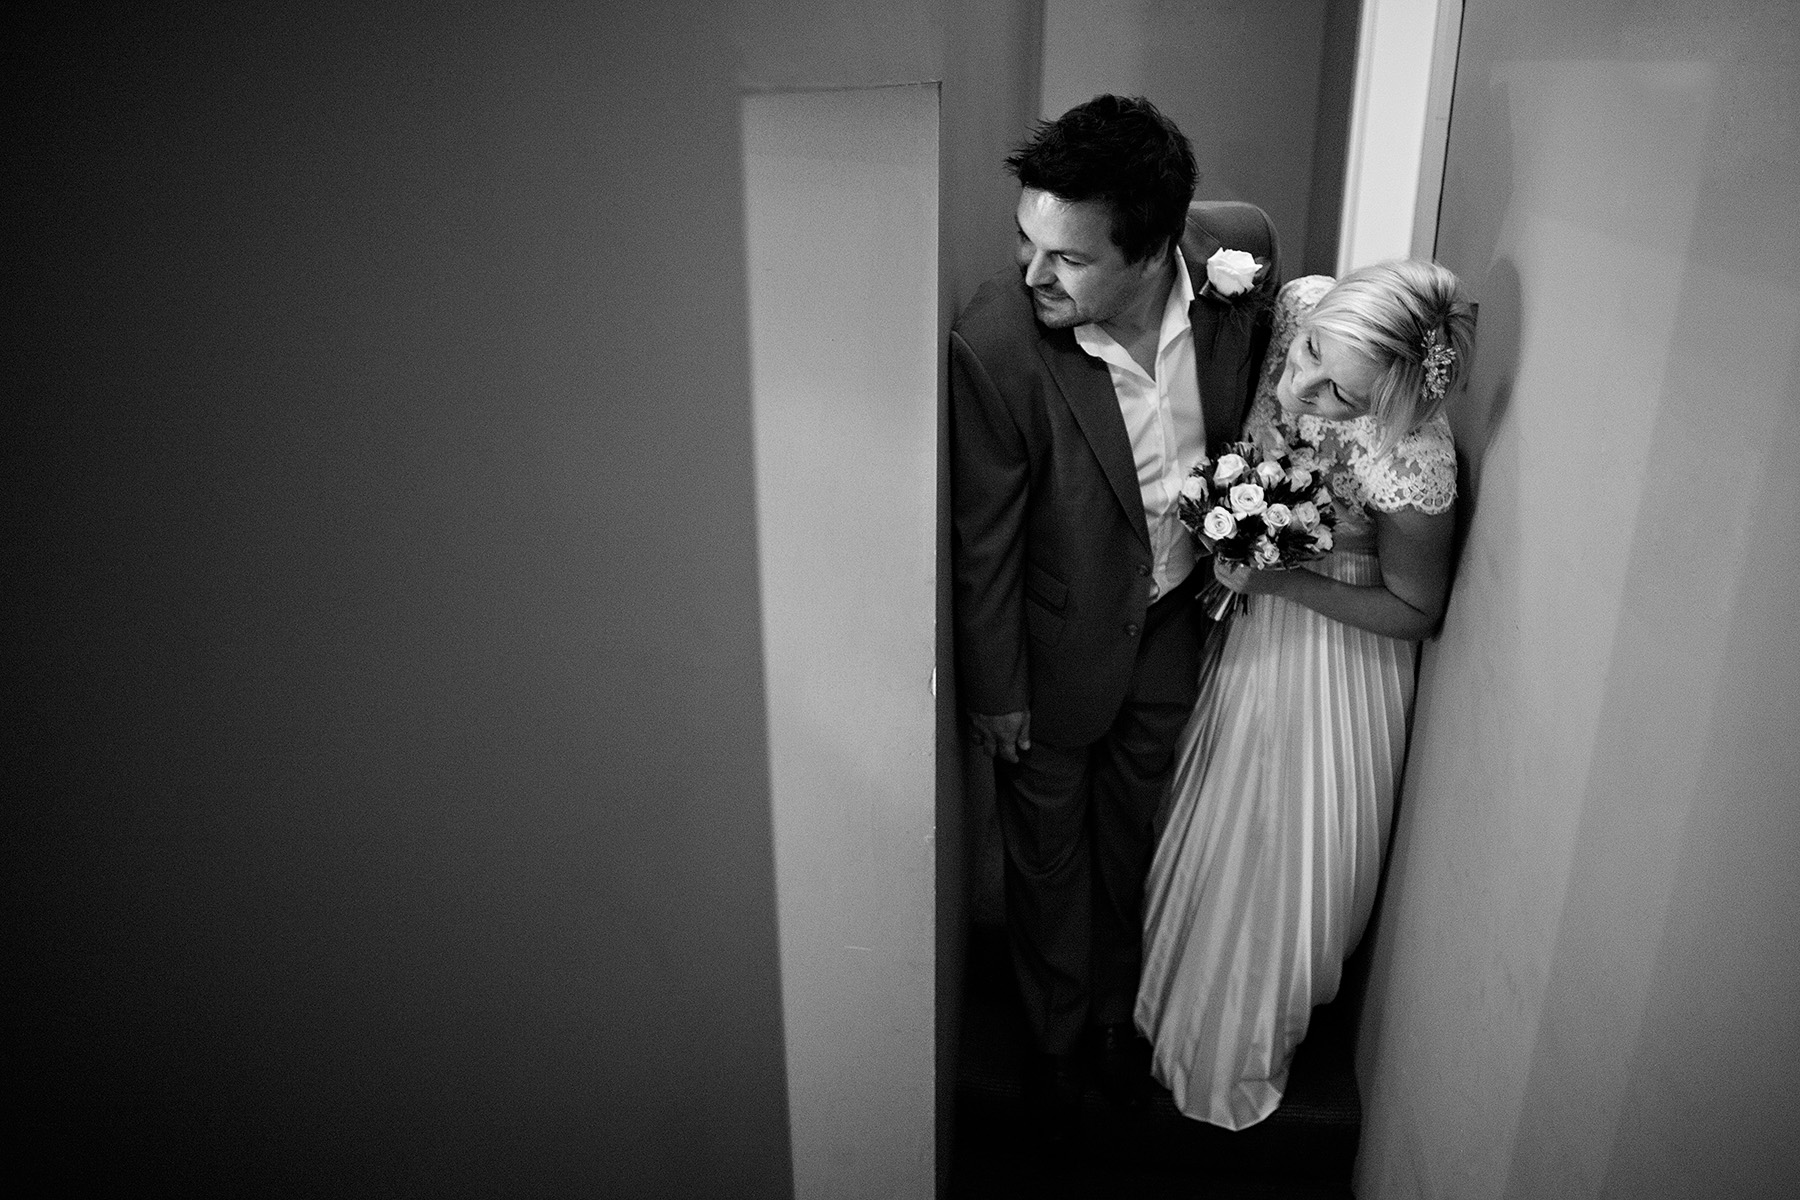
[1303,259,1474,454]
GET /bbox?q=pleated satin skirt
[1135,547,1415,1129]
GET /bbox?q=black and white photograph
[8,2,1797,1197]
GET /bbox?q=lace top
[1243,276,1456,553]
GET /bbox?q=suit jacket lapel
[1182,231,1244,455]
[1038,334,1151,551]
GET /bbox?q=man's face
[1014,188,1161,329]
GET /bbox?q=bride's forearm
[1269,567,1441,641]
[1224,505,1453,639]
[1266,503,1454,639]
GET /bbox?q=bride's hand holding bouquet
[1176,433,1337,620]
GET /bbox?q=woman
[1135,260,1475,1129]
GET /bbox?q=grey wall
[943,1,1048,316]
[1038,0,1360,281]
[3,7,788,1194]
[5,6,792,1195]
[1354,2,1800,1196]
[8,3,1048,1196]
[1301,0,1360,276]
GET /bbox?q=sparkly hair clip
[1421,329,1456,403]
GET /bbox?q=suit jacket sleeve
[949,327,1030,718]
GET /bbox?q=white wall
[744,84,940,1200]
[1355,2,1800,1196]
[732,4,1058,1193]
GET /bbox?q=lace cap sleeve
[1358,415,1458,514]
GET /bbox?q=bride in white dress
[1135,260,1475,1129]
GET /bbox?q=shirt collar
[1160,251,1196,350]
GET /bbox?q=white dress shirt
[1072,254,1203,601]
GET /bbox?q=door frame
[1337,0,1466,269]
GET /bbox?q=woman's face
[1277,324,1382,422]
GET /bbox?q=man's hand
[968,710,1031,763]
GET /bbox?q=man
[950,95,1279,1114]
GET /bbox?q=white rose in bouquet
[1288,466,1313,492]
[1292,500,1320,530]
[1313,527,1334,552]
[1202,507,1237,541]
[1180,473,1207,502]
[1228,482,1267,516]
[1252,537,1282,568]
[1205,247,1262,297]
[1263,503,1292,529]
[1254,459,1286,490]
[1213,453,1249,486]
[1313,486,1333,507]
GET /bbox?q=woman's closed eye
[1305,335,1363,410]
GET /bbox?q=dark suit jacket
[950,201,1280,747]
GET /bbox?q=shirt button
[1125,623,1141,637]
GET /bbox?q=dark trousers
[995,580,1205,1054]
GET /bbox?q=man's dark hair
[1005,94,1197,264]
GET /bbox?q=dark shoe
[1091,1021,1149,1110]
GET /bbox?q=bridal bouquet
[1177,434,1338,620]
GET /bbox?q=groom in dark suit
[951,95,1278,1113]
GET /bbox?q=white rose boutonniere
[1204,247,1264,299]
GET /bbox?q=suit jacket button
[1125,622,1140,637]
[1135,564,1150,577]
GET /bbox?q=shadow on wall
[1452,256,1521,568]
[1339,65,1521,1051]
[1444,68,1519,545]
[1341,250,1522,1040]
